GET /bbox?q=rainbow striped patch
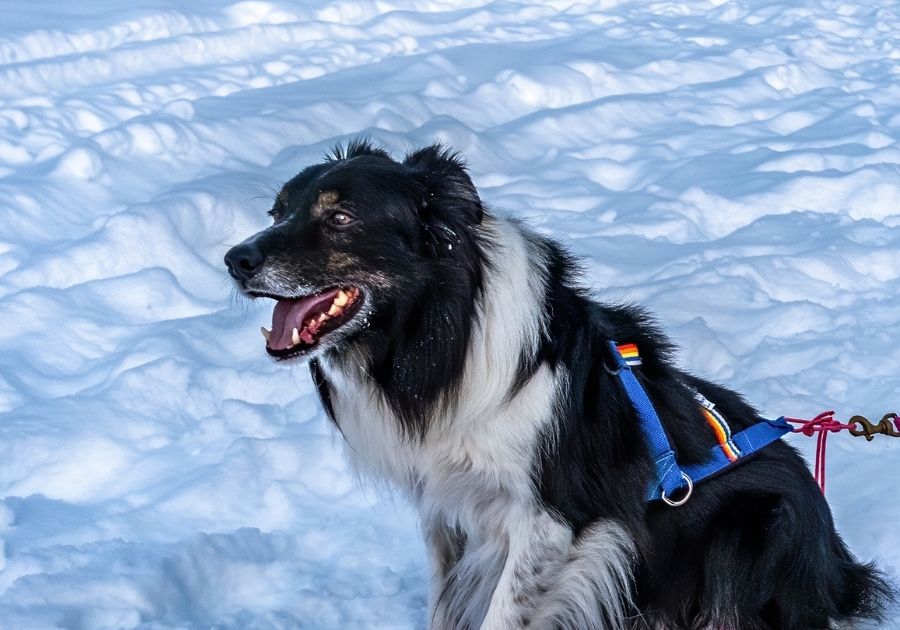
[696,395,743,463]
[616,343,642,367]
[617,344,744,465]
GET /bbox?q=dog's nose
[224,242,265,282]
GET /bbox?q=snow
[1,0,898,627]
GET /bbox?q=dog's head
[225,140,487,363]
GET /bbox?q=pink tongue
[269,289,340,350]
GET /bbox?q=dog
[225,140,891,629]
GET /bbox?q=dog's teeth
[292,327,300,345]
[328,304,341,316]
[260,326,271,341]
[334,290,349,307]
[319,312,331,321]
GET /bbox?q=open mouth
[261,287,362,359]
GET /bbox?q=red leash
[784,411,852,494]
[784,411,900,494]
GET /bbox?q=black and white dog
[225,141,891,629]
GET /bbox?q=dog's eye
[329,211,355,227]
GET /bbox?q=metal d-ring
[603,358,624,376]
[661,472,694,507]
[603,363,622,376]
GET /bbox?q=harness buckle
[661,472,693,507]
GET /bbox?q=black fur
[528,238,893,627]
[226,141,893,629]
[367,144,491,437]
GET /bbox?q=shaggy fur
[225,140,892,629]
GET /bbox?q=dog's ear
[403,145,484,255]
[327,137,391,162]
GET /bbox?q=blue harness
[608,341,792,505]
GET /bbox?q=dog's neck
[315,216,553,484]
[443,216,548,422]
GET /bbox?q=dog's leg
[426,520,465,628]
[525,520,636,630]
[478,511,572,630]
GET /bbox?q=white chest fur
[317,217,555,533]
[321,357,558,533]
[315,217,637,629]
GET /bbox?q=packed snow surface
[1,0,899,627]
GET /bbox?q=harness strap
[608,341,689,500]
[609,341,793,504]
[672,416,792,495]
